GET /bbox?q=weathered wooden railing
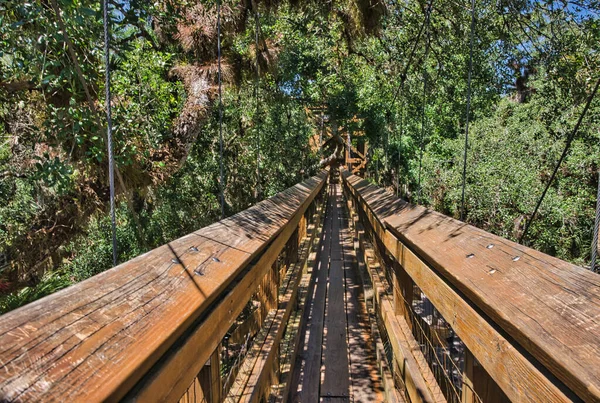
[341,169,600,403]
[0,171,327,402]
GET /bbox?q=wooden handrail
[0,171,327,402]
[341,169,600,402]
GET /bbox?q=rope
[102,0,117,266]
[217,0,225,219]
[416,5,432,204]
[460,0,476,221]
[255,11,261,200]
[591,169,600,272]
[519,77,600,244]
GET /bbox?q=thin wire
[217,0,225,219]
[591,169,600,272]
[255,11,261,200]
[417,6,432,204]
[103,0,117,266]
[385,0,433,191]
[347,126,352,171]
[460,0,476,222]
[388,0,434,111]
[397,100,404,197]
[520,77,600,244]
[320,110,324,160]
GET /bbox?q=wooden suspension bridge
[0,164,599,403]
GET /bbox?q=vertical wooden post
[394,264,414,329]
[462,348,509,403]
[462,349,476,403]
[269,260,279,311]
[298,213,307,247]
[198,345,222,403]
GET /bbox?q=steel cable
[217,0,225,219]
[519,77,600,244]
[591,169,600,272]
[416,5,432,204]
[255,11,262,200]
[102,0,117,266]
[460,0,476,222]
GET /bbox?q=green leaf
[79,7,96,17]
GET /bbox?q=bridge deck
[2,170,598,402]
[290,183,384,402]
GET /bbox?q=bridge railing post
[192,345,221,403]
[462,348,509,403]
[393,263,414,330]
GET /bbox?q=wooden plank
[383,230,577,402]
[0,172,327,402]
[275,200,326,402]
[197,347,221,403]
[295,186,334,402]
[321,187,350,399]
[348,204,400,402]
[131,174,327,402]
[344,185,443,403]
[343,170,599,402]
[362,241,442,403]
[339,197,383,402]
[237,213,322,403]
[179,374,204,403]
[462,349,509,403]
[320,259,350,399]
[346,196,407,403]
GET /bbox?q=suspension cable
[388,0,434,111]
[255,11,261,200]
[416,5,432,204]
[460,0,477,221]
[591,169,600,272]
[397,100,404,197]
[519,77,600,244]
[102,0,117,266]
[320,110,324,160]
[217,0,225,219]
[347,125,352,172]
[387,0,433,198]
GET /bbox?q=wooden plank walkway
[291,182,383,402]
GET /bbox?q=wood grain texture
[347,203,404,403]
[0,172,327,402]
[295,185,334,402]
[274,200,326,403]
[321,189,351,399]
[355,229,442,403]
[339,194,383,403]
[234,207,323,403]
[341,170,596,402]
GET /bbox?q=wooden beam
[130,175,327,402]
[340,170,586,402]
[232,205,324,403]
[357,231,444,403]
[273,200,326,402]
[0,172,327,402]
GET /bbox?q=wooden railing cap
[0,171,327,402]
[341,169,600,402]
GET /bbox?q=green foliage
[0,271,72,314]
[64,203,144,281]
[1,0,600,314]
